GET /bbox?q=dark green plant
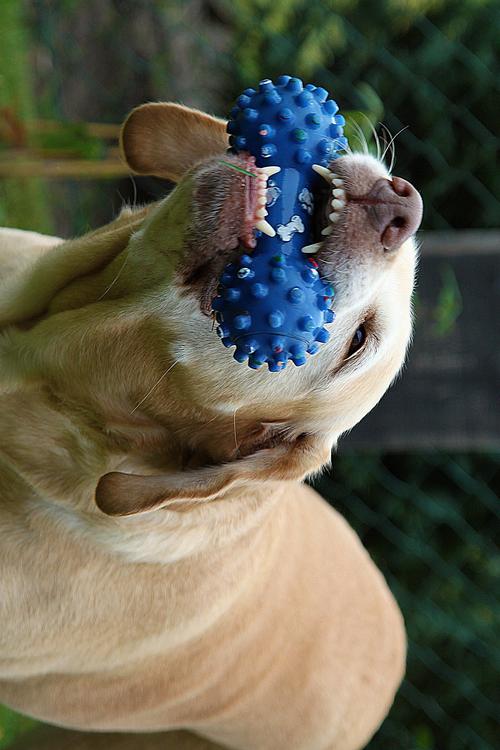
[432,265,463,336]
[219,0,500,230]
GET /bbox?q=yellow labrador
[0,102,422,750]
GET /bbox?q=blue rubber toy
[211,75,348,371]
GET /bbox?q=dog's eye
[347,325,367,357]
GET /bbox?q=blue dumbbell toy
[211,75,348,371]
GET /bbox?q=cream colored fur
[0,103,419,750]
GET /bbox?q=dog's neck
[0,376,286,564]
[0,202,328,562]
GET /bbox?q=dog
[0,100,422,750]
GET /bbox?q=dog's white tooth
[332,178,344,187]
[332,188,346,199]
[312,164,333,182]
[332,199,344,210]
[329,212,340,223]
[259,166,281,176]
[257,195,267,205]
[255,219,276,237]
[301,242,322,254]
[321,226,333,236]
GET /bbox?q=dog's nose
[366,176,423,251]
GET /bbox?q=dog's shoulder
[0,204,155,327]
[0,227,63,281]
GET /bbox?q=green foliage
[0,706,36,749]
[0,1,35,119]
[221,0,500,230]
[0,0,52,233]
[33,124,105,160]
[432,265,463,336]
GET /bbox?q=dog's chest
[0,512,257,680]
[0,505,282,730]
[1,540,173,678]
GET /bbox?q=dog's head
[94,102,421,516]
[0,102,422,519]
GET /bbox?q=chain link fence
[313,452,499,749]
[0,1,498,748]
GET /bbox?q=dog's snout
[366,176,423,252]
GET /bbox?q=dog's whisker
[380,124,408,173]
[366,118,382,162]
[388,134,399,175]
[378,123,390,168]
[349,120,367,156]
[233,407,239,452]
[97,251,129,301]
[380,123,396,172]
[130,360,179,414]
[130,175,138,209]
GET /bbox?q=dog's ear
[120,102,229,182]
[95,432,332,517]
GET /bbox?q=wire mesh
[312,452,499,750]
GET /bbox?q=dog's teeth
[329,212,340,223]
[259,166,281,176]
[312,164,333,182]
[256,207,268,218]
[332,199,345,210]
[257,195,267,206]
[255,219,276,237]
[321,226,333,236]
[332,178,344,187]
[301,242,322,254]
[332,188,345,199]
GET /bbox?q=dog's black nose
[366,176,423,251]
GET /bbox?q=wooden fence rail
[344,230,500,451]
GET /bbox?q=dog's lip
[225,154,281,248]
[303,165,348,251]
[195,158,281,315]
[322,165,347,223]
[239,155,259,249]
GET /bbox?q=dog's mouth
[237,155,422,259]
[299,157,423,298]
[229,153,281,248]
[235,156,348,251]
[185,153,422,313]
[308,163,347,248]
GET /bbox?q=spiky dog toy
[211,75,348,371]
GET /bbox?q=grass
[0,0,53,233]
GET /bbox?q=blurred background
[0,1,498,748]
